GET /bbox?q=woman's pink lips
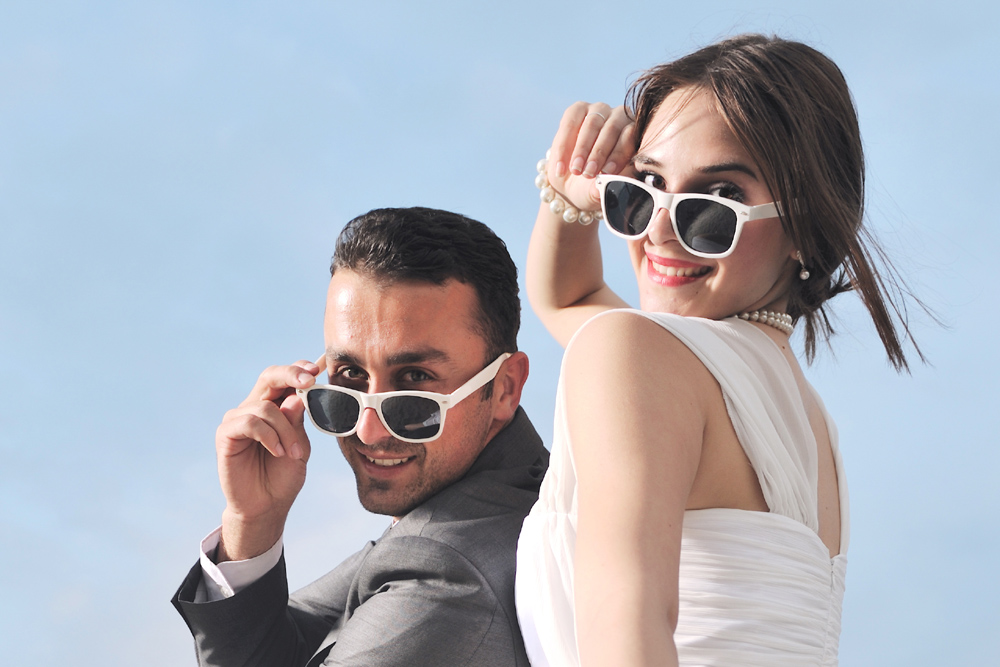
[643,251,712,286]
[644,251,705,269]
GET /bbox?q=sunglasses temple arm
[748,201,782,220]
[447,353,511,405]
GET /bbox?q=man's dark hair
[331,207,520,361]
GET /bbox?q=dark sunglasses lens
[675,199,737,256]
[381,395,442,441]
[605,181,654,237]
[307,389,360,434]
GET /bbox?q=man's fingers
[313,354,327,375]
[219,401,302,459]
[293,359,320,375]
[279,392,312,462]
[245,362,320,404]
[218,411,286,458]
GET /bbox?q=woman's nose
[645,206,675,246]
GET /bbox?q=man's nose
[355,406,393,445]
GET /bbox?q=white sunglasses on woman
[596,174,780,258]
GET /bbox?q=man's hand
[215,359,322,562]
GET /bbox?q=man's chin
[358,493,422,518]
[356,482,433,518]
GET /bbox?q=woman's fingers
[550,101,591,180]
[604,118,636,176]
[570,103,614,177]
[551,103,635,182]
[578,105,634,177]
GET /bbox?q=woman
[514,34,919,666]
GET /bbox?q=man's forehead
[322,269,487,370]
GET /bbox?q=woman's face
[626,87,797,319]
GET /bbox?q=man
[173,207,549,666]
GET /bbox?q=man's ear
[490,351,529,424]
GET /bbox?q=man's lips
[344,434,418,470]
[352,440,418,471]
[364,455,414,467]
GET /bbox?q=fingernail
[289,442,302,459]
[570,157,584,174]
[555,161,567,178]
[297,372,313,385]
[583,160,598,178]
[603,161,617,175]
[273,441,285,457]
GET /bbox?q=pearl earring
[796,251,810,281]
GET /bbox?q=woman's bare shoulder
[565,310,711,386]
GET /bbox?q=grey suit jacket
[173,407,548,667]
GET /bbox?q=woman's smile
[644,252,712,286]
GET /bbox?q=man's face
[322,269,499,517]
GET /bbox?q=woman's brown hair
[627,34,922,370]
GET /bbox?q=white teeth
[366,456,410,467]
[651,264,710,277]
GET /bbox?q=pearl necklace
[737,310,794,335]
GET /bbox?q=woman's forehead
[636,89,756,174]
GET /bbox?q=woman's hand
[546,102,635,211]
[527,102,634,346]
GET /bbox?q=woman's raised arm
[526,102,635,347]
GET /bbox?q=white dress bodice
[515,310,850,666]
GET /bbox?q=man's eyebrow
[632,155,760,181]
[324,349,450,366]
[385,349,450,366]
[326,351,359,365]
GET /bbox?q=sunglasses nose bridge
[645,199,677,244]
[353,402,395,444]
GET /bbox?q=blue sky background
[1,1,997,664]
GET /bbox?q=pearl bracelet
[535,153,603,225]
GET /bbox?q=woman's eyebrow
[700,161,760,180]
[632,156,760,181]
[631,154,659,168]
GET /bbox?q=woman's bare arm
[566,312,715,666]
[526,102,635,347]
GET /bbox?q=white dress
[515,310,850,666]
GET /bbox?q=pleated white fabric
[515,310,850,666]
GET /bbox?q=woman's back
[515,310,849,666]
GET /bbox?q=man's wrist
[219,508,287,563]
[198,527,283,601]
